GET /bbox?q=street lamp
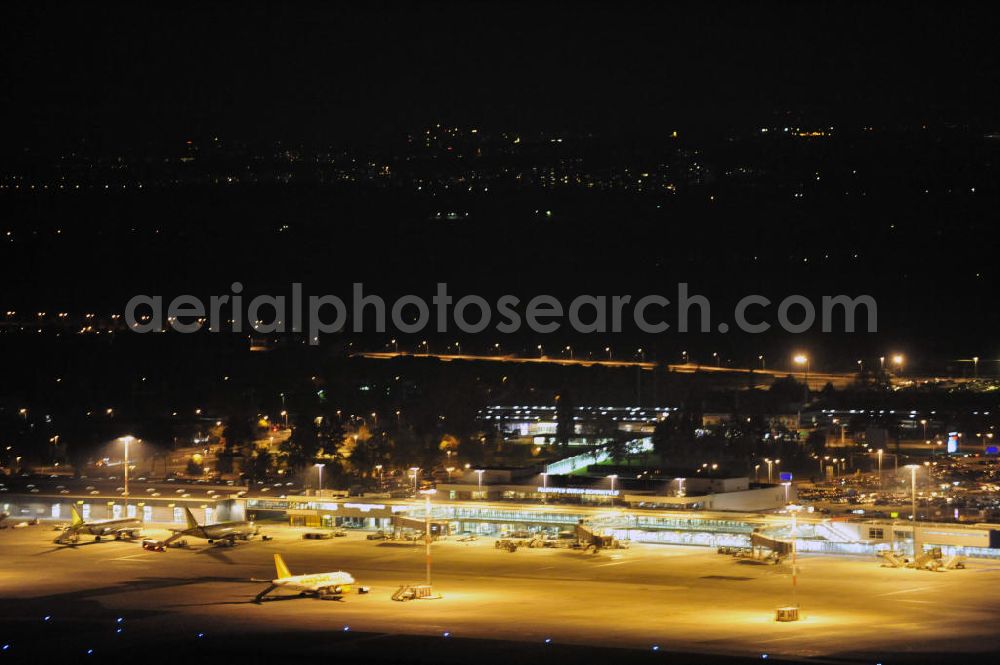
[119,436,137,509]
[565,345,573,360]
[920,419,928,441]
[314,463,325,493]
[754,463,760,483]
[374,464,383,487]
[877,449,884,487]
[537,344,543,358]
[605,346,612,360]
[758,354,765,370]
[419,488,437,587]
[973,356,980,379]
[280,410,288,428]
[793,353,809,374]
[608,473,618,501]
[475,468,485,498]
[906,464,921,556]
[541,472,548,503]
[788,504,802,611]
[832,418,846,445]
[409,467,420,495]
[712,351,719,367]
[892,354,904,376]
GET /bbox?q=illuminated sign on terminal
[537,486,620,497]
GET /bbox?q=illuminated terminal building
[479,405,673,443]
[6,485,1000,559]
[427,467,791,512]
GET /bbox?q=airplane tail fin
[70,504,84,527]
[183,506,200,530]
[274,553,292,579]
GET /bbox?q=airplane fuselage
[273,571,355,595]
[183,521,256,541]
[57,517,143,543]
[79,518,143,536]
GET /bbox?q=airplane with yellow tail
[253,554,361,602]
[55,505,142,544]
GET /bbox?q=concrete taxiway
[2,524,999,663]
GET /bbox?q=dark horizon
[4,2,1000,150]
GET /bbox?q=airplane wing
[312,581,350,596]
[253,583,279,603]
[107,523,142,537]
[162,531,186,546]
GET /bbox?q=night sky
[4,2,998,147]
[2,2,999,365]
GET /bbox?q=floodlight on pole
[419,488,437,587]
[314,463,325,492]
[906,464,921,556]
[118,436,137,509]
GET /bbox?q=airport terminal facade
[6,490,1000,559]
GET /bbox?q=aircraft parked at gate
[152,506,258,549]
[55,505,143,544]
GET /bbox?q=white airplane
[55,505,143,544]
[253,554,361,602]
